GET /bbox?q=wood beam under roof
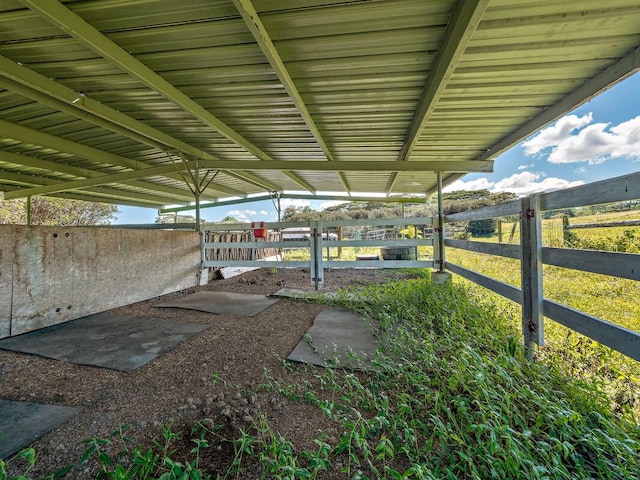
[387,0,489,194]
[19,0,314,193]
[231,0,350,192]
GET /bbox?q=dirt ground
[1,267,415,478]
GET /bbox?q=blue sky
[114,72,640,224]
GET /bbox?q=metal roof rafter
[478,47,640,161]
[387,0,489,194]
[4,158,493,200]
[1,172,182,205]
[0,56,263,196]
[231,0,349,192]
[18,0,302,192]
[0,119,201,200]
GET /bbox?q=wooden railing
[442,171,640,361]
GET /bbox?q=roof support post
[194,164,201,233]
[26,196,32,226]
[436,171,445,273]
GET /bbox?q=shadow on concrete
[0,313,210,372]
[0,399,80,459]
[288,308,377,370]
[154,291,280,317]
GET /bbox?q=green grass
[3,274,638,479]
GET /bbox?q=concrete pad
[288,308,377,370]
[273,288,342,301]
[219,254,282,279]
[0,313,209,372]
[154,291,280,317]
[0,400,80,459]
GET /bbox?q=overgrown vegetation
[4,275,638,479]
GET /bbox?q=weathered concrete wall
[0,226,200,338]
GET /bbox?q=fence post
[309,220,324,289]
[520,194,544,358]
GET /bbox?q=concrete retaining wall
[0,226,201,338]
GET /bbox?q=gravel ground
[1,267,415,478]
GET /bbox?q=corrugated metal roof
[0,0,639,208]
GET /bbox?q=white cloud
[522,113,640,164]
[492,172,584,196]
[225,208,268,222]
[523,113,593,155]
[548,115,640,164]
[443,177,494,193]
[259,210,268,215]
[227,209,250,222]
[517,164,534,170]
[444,172,584,197]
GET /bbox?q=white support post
[431,172,451,284]
[520,194,544,358]
[310,220,324,288]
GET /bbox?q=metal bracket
[526,208,535,219]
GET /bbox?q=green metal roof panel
[1,0,639,207]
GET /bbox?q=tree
[0,195,118,226]
[468,218,497,237]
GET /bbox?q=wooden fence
[442,171,640,361]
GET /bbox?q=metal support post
[436,172,445,272]
[520,194,544,359]
[26,196,32,226]
[194,164,201,232]
[309,220,324,289]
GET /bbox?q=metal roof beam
[231,0,349,192]
[0,150,238,199]
[2,163,194,200]
[388,0,489,194]
[19,0,308,192]
[478,47,640,161]
[4,158,492,200]
[0,55,276,194]
[161,193,432,214]
[0,120,200,200]
[1,172,182,206]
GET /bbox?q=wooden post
[498,220,503,243]
[337,225,343,258]
[520,194,544,359]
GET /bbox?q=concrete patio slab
[0,399,80,459]
[0,313,209,372]
[288,308,377,370]
[154,291,280,317]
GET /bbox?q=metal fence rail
[198,172,639,362]
[443,171,640,361]
[201,217,434,287]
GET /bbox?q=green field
[283,210,640,422]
